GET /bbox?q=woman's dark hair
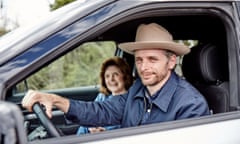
[99,56,133,95]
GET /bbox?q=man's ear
[168,55,177,70]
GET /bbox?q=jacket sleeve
[65,93,127,127]
[176,95,210,119]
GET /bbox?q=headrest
[182,43,228,84]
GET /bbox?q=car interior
[104,14,229,114]
[5,8,231,141]
[182,42,229,114]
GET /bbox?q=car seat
[182,43,229,114]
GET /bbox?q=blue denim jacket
[66,72,210,128]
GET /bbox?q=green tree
[50,0,76,11]
[0,27,9,36]
[23,41,116,91]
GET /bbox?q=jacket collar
[134,72,179,112]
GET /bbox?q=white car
[1,0,240,143]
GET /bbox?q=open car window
[12,41,116,95]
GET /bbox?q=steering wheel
[32,102,63,137]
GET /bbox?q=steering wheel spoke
[32,102,63,137]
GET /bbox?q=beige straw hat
[118,23,190,56]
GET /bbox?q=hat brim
[118,41,190,56]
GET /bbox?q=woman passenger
[77,56,133,135]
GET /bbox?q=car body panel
[31,112,240,144]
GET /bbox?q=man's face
[135,49,176,88]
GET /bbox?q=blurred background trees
[0,27,8,36]
[17,41,116,91]
[50,0,76,11]
[0,0,76,36]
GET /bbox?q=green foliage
[50,0,76,11]
[0,28,9,37]
[23,41,116,91]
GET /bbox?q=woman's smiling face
[104,65,126,95]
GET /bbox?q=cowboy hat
[118,23,190,56]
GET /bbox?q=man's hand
[22,90,54,118]
[22,89,70,118]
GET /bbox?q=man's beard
[141,71,168,87]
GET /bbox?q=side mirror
[0,101,27,144]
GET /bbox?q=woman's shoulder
[95,93,109,102]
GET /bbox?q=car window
[174,40,198,77]
[14,41,116,94]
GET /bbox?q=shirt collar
[134,72,179,112]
